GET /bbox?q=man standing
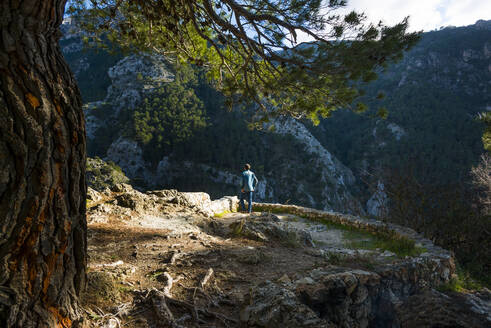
[240,164,259,213]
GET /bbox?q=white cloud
[345,0,491,32]
[293,0,490,43]
[442,0,491,28]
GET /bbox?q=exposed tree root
[200,268,214,289]
[148,289,183,328]
[144,271,237,327]
[169,252,181,265]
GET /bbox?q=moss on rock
[86,157,130,191]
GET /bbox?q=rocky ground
[82,185,490,328]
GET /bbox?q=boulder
[111,183,134,193]
[209,196,239,214]
[229,213,315,247]
[181,192,239,216]
[295,270,382,328]
[240,281,332,328]
[181,192,211,208]
[115,191,145,212]
[87,187,102,202]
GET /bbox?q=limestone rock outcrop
[60,20,363,214]
[181,192,238,216]
[240,281,333,328]
[87,184,239,225]
[272,117,361,213]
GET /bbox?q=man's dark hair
[244,164,251,170]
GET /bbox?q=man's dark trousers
[240,191,253,213]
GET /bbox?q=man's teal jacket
[241,170,258,192]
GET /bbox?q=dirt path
[84,210,333,327]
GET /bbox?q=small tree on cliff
[0,0,419,326]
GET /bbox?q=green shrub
[86,157,130,191]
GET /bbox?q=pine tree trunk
[0,1,87,327]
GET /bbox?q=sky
[343,0,491,32]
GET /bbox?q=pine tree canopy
[68,0,420,123]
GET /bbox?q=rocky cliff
[60,19,362,213]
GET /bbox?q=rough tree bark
[0,1,87,327]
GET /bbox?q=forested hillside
[312,20,490,195]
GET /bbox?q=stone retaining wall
[189,196,454,292]
[236,202,457,327]
[253,202,455,282]
[253,203,453,264]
